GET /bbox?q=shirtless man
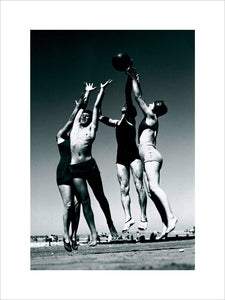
[69,79,118,246]
[99,75,147,232]
[127,68,177,239]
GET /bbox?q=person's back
[99,75,148,232]
[116,117,137,149]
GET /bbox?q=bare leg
[143,171,168,226]
[117,164,135,231]
[130,159,147,224]
[70,198,81,249]
[58,184,74,243]
[144,161,177,237]
[88,172,118,238]
[72,178,97,246]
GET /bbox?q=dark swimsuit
[115,117,140,167]
[138,117,158,143]
[56,138,72,185]
[69,158,100,179]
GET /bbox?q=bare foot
[88,232,97,247]
[156,223,167,240]
[122,218,135,233]
[109,224,119,239]
[63,238,72,252]
[138,220,148,231]
[166,217,178,235]
[71,240,78,250]
[88,240,97,247]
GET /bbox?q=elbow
[56,130,62,139]
[94,104,99,112]
[135,95,142,101]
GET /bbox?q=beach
[30,238,195,270]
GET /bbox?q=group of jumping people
[56,66,177,252]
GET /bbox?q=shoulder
[56,130,68,142]
[124,117,135,127]
[145,114,157,127]
[117,115,124,127]
[56,135,66,144]
[114,120,120,127]
[146,105,155,116]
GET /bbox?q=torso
[116,117,137,149]
[115,117,140,166]
[138,117,158,144]
[70,122,94,164]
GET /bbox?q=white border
[1,1,224,299]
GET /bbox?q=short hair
[82,109,93,117]
[152,101,168,117]
[121,104,137,117]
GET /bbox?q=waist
[117,141,137,149]
[70,158,95,168]
[69,158,99,178]
[138,128,156,143]
[70,154,93,165]
[138,142,156,148]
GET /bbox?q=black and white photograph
[30,29,195,270]
[1,1,224,300]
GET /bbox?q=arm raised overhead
[91,79,113,134]
[127,69,150,116]
[56,96,84,143]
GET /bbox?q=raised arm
[83,82,96,105]
[71,82,96,128]
[56,97,84,143]
[124,74,137,124]
[125,74,133,107]
[56,83,96,143]
[91,79,112,131]
[127,69,149,116]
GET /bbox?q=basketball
[112,53,132,71]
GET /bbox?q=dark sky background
[31,30,194,235]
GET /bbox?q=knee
[74,201,80,212]
[149,183,159,195]
[64,201,72,211]
[81,197,91,208]
[120,183,129,196]
[134,179,144,192]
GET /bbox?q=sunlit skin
[70,112,94,164]
[99,75,147,232]
[56,90,88,250]
[70,80,118,246]
[127,68,177,239]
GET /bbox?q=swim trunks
[69,158,100,179]
[115,118,140,167]
[56,138,72,185]
[138,143,163,164]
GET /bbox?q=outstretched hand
[85,82,96,92]
[75,96,84,107]
[100,79,113,89]
[126,68,140,82]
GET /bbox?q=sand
[31,239,195,270]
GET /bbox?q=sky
[31,30,195,235]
